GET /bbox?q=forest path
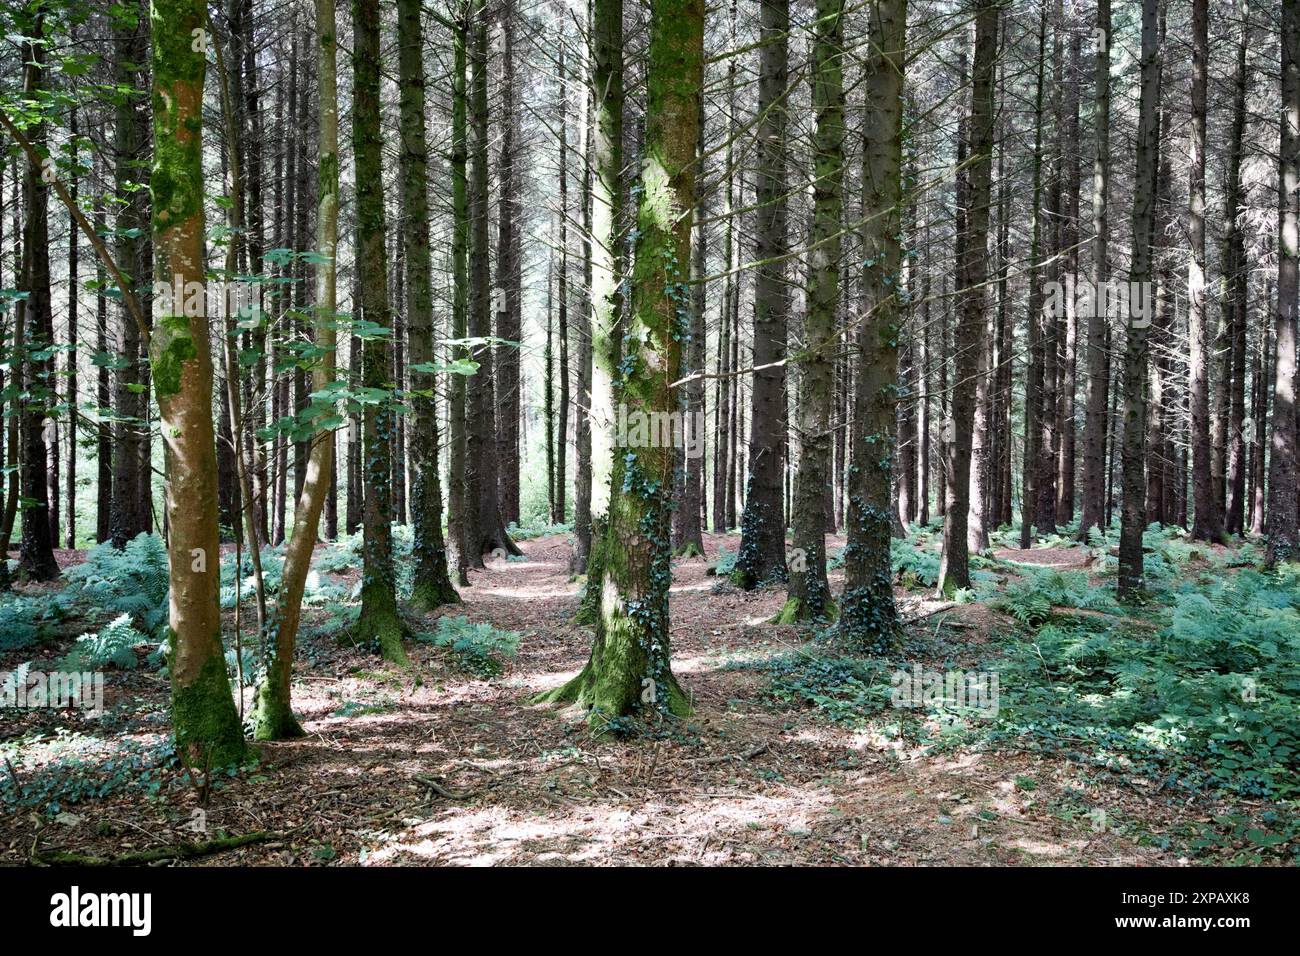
[3,534,1176,866]
[232,532,1170,866]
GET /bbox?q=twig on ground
[32,831,273,866]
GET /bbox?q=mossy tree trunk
[400,0,459,612]
[734,0,788,589]
[350,0,406,661]
[151,0,246,768]
[538,0,702,726]
[254,0,344,739]
[575,0,624,610]
[839,0,906,652]
[781,0,841,624]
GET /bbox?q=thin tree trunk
[1118,0,1161,597]
[497,0,522,528]
[402,0,459,612]
[151,0,246,766]
[575,0,625,620]
[1019,4,1048,550]
[939,0,996,592]
[840,0,907,649]
[1079,0,1110,539]
[781,0,843,622]
[1188,0,1218,541]
[735,0,789,586]
[351,0,407,661]
[1223,0,1252,536]
[1266,0,1300,564]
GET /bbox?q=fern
[416,615,520,677]
[996,567,1118,625]
[713,545,738,577]
[506,520,572,541]
[0,596,47,652]
[992,568,1300,801]
[64,534,170,636]
[58,614,146,671]
[891,539,941,589]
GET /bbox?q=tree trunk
[95,183,112,545]
[466,0,518,560]
[254,0,352,737]
[939,0,996,592]
[535,0,701,725]
[840,0,907,651]
[734,0,790,588]
[151,0,246,767]
[1078,0,1110,539]
[1188,0,1218,541]
[1266,0,1300,564]
[575,0,625,617]
[780,0,842,623]
[400,0,459,613]
[110,0,156,548]
[497,0,522,528]
[17,12,59,581]
[64,107,79,549]
[1223,0,1251,536]
[447,9,471,584]
[1118,0,1161,597]
[350,0,407,662]
[673,105,706,558]
[1019,5,1047,550]
[1055,28,1080,525]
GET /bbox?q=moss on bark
[352,577,410,665]
[170,645,247,769]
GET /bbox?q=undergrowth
[415,615,520,677]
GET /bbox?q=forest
[0,0,1297,874]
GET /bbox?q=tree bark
[839,0,907,650]
[152,0,246,767]
[780,0,842,623]
[350,0,407,661]
[1078,0,1110,539]
[1118,0,1161,597]
[535,0,701,725]
[17,11,59,581]
[939,0,996,593]
[1266,0,1300,564]
[1019,5,1047,550]
[1188,0,1219,541]
[734,0,790,588]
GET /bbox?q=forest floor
[0,531,1287,866]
